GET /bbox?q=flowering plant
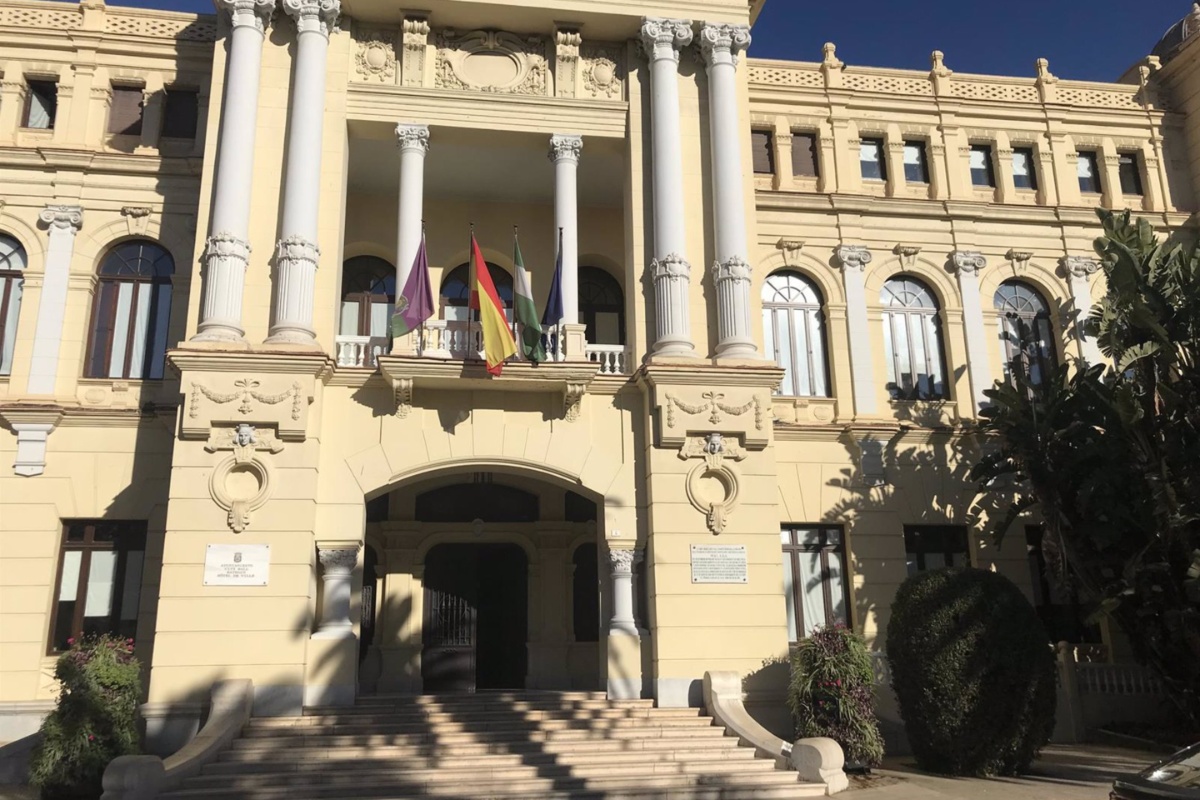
[787,623,884,768]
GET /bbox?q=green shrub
[29,635,142,799]
[886,567,1055,776]
[787,623,885,768]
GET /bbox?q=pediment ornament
[434,29,548,96]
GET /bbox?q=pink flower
[87,735,94,742]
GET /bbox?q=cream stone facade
[0,0,1196,752]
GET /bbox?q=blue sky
[75,0,1185,83]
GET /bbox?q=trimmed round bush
[787,623,885,768]
[30,635,142,799]
[886,567,1055,776]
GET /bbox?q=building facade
[0,0,1196,749]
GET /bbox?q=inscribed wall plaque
[690,544,748,584]
[204,543,270,586]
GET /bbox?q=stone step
[265,707,702,727]
[350,691,610,707]
[162,769,815,800]
[206,745,759,774]
[231,724,729,750]
[240,715,717,739]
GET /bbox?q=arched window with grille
[0,233,27,376]
[995,281,1057,386]
[880,276,948,400]
[579,266,625,345]
[440,262,513,321]
[85,240,174,380]
[761,271,829,397]
[340,256,395,338]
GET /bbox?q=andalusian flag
[512,232,545,362]
[468,234,517,375]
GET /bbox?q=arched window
[0,233,27,376]
[880,276,947,400]
[340,256,395,338]
[440,263,513,322]
[762,271,829,397]
[579,267,625,345]
[995,281,1057,386]
[86,240,174,380]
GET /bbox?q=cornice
[167,348,336,379]
[636,360,785,391]
[773,423,847,443]
[377,356,599,392]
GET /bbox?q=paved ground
[851,744,1162,799]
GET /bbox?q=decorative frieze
[581,44,623,100]
[354,26,397,83]
[184,376,312,441]
[434,29,548,96]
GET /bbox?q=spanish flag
[468,233,517,375]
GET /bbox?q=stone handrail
[100,679,253,800]
[702,671,848,795]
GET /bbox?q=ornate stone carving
[318,547,359,576]
[712,256,751,285]
[208,451,271,533]
[640,17,693,63]
[698,23,751,67]
[1006,249,1033,268]
[434,29,548,96]
[354,26,397,83]
[217,0,274,33]
[554,26,581,98]
[549,134,583,164]
[282,0,338,38]
[651,253,691,280]
[391,376,413,418]
[777,239,805,264]
[395,123,430,154]
[609,548,635,574]
[205,423,285,461]
[38,205,83,232]
[204,232,250,271]
[1063,256,1100,279]
[950,250,987,275]
[276,235,319,272]
[190,377,304,421]
[564,382,586,422]
[581,44,623,100]
[401,17,430,87]
[678,433,746,535]
[834,244,871,272]
[664,391,764,432]
[894,244,921,268]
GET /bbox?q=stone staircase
[159,691,827,799]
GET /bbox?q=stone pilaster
[314,544,360,638]
[949,250,993,412]
[27,205,83,396]
[549,134,582,339]
[554,26,581,98]
[1063,256,1103,366]
[834,245,876,417]
[393,123,429,354]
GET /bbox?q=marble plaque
[690,544,748,584]
[204,544,270,587]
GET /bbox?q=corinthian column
[608,548,639,636]
[192,0,275,343]
[700,23,757,359]
[641,18,695,358]
[314,544,360,639]
[549,134,582,326]
[266,0,340,346]
[28,206,83,395]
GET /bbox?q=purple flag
[390,236,434,338]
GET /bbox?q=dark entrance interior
[422,543,528,692]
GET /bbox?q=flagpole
[557,226,564,361]
[417,220,426,356]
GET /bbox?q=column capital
[609,548,635,576]
[834,244,872,272]
[549,133,583,164]
[640,17,693,63]
[318,545,360,577]
[395,123,430,154]
[651,253,692,280]
[950,250,987,275]
[282,0,339,38]
[39,205,83,233]
[205,232,251,269]
[276,234,320,269]
[698,23,751,67]
[712,255,752,284]
[1063,255,1100,280]
[218,0,275,33]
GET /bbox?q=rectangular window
[50,521,146,653]
[1118,153,1144,196]
[859,137,886,182]
[1077,151,1101,194]
[781,526,849,643]
[161,88,199,139]
[1012,147,1038,191]
[791,132,819,178]
[751,130,775,175]
[903,525,969,576]
[969,144,995,188]
[902,141,929,184]
[107,86,144,136]
[22,80,57,129]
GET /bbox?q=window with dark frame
[995,281,1057,388]
[579,266,625,346]
[751,130,775,175]
[903,525,970,576]
[969,144,996,188]
[1118,153,1144,196]
[1077,151,1102,194]
[340,255,395,339]
[880,276,949,401]
[1012,147,1039,191]
[85,240,175,380]
[22,79,57,129]
[49,520,146,653]
[781,526,849,643]
[107,86,145,136]
[902,141,929,184]
[791,131,819,178]
[859,138,887,182]
[161,88,200,139]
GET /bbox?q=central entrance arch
[422,542,528,692]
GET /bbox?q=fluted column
[549,134,582,325]
[266,0,340,346]
[608,548,638,637]
[700,23,756,359]
[950,250,993,413]
[835,245,877,417]
[1064,256,1103,366]
[27,206,83,395]
[641,17,695,358]
[314,545,360,639]
[394,125,429,295]
[192,0,275,343]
